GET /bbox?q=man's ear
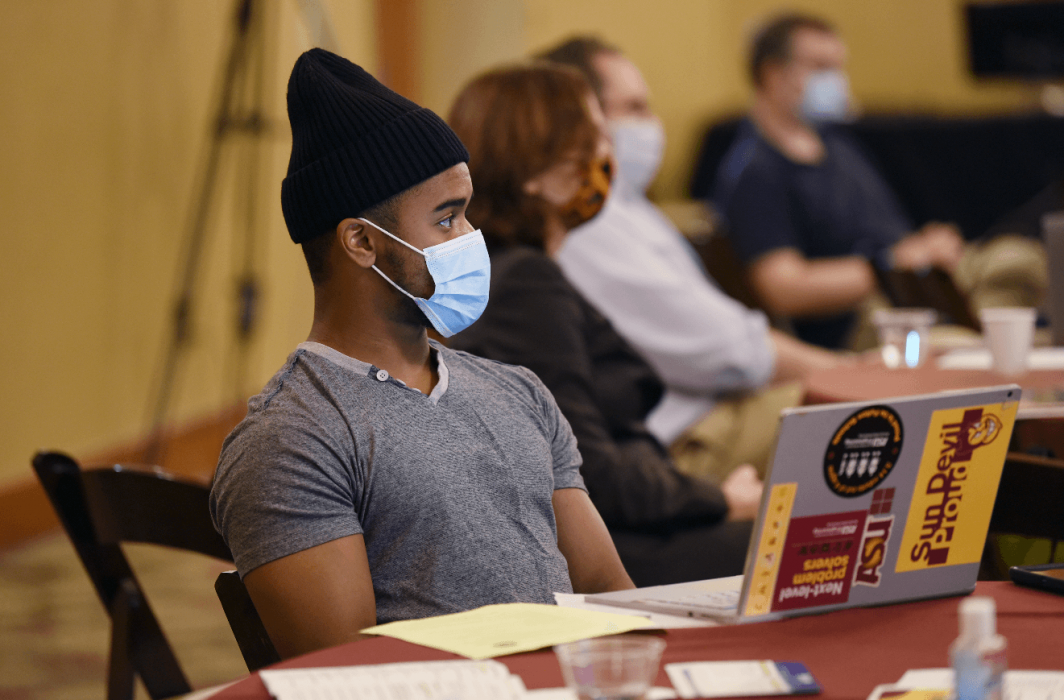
[337,218,376,269]
[522,177,542,196]
[760,59,789,93]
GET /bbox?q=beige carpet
[0,533,249,700]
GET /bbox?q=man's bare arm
[769,328,844,382]
[749,248,876,318]
[243,534,376,659]
[553,488,635,593]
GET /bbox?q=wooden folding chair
[215,570,280,671]
[32,451,251,699]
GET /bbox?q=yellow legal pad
[360,602,654,659]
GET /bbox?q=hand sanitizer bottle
[951,597,1007,700]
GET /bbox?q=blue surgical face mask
[608,117,665,196]
[799,69,851,124]
[360,218,491,338]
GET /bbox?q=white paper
[894,668,1064,700]
[866,683,901,700]
[666,661,790,699]
[525,690,578,700]
[260,659,525,700]
[895,669,954,689]
[525,687,677,700]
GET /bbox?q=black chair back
[32,451,231,700]
[990,453,1064,541]
[982,452,1064,579]
[215,570,281,671]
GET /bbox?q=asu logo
[853,516,894,586]
[966,412,1002,451]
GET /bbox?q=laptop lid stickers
[740,386,1019,620]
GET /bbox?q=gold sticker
[743,483,797,617]
[895,403,1016,573]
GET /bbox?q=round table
[210,582,1064,700]
[803,366,1064,408]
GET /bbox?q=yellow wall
[415,0,1041,202]
[420,0,526,119]
[0,1,375,488]
[0,0,1043,489]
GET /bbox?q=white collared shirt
[556,183,775,443]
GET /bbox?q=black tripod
[144,0,272,463]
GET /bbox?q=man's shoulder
[439,343,543,392]
[221,348,372,453]
[244,348,359,412]
[440,344,560,413]
[819,125,885,175]
[715,119,788,200]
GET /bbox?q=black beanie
[280,49,470,244]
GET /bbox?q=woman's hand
[722,464,764,522]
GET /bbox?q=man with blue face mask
[714,14,966,349]
[210,48,633,660]
[539,37,843,483]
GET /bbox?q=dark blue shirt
[714,119,912,348]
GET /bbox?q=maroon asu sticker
[772,511,866,612]
[853,516,895,587]
[854,487,897,587]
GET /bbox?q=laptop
[587,385,1021,623]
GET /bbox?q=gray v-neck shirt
[210,340,585,623]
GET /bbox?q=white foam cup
[979,307,1036,375]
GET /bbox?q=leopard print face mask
[558,157,612,230]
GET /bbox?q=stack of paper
[360,602,653,659]
[260,660,527,700]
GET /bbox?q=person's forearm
[769,329,841,383]
[750,251,876,317]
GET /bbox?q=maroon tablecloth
[211,582,1064,700]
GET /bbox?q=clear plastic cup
[872,308,936,369]
[980,307,1036,376]
[554,635,666,700]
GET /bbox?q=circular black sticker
[823,405,903,498]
